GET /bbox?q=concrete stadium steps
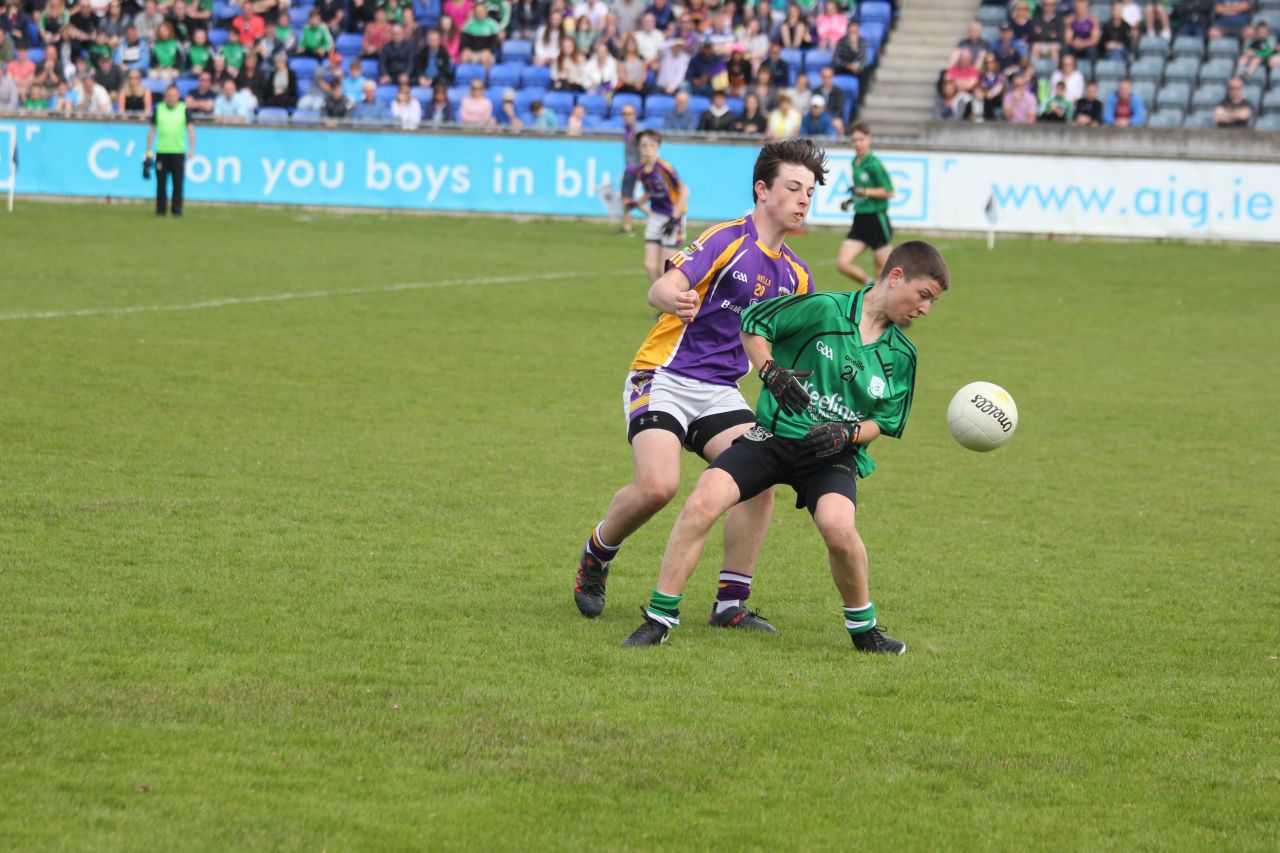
[860,0,977,137]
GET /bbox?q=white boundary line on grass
[0,269,627,322]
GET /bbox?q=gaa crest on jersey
[868,376,887,399]
[742,424,773,442]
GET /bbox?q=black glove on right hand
[660,217,679,237]
[839,197,853,212]
[759,360,812,416]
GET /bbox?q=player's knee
[681,485,729,528]
[820,522,860,555]
[635,473,680,511]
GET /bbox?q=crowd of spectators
[0,0,890,135]
[934,0,1280,129]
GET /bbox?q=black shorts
[628,409,756,459]
[847,212,893,250]
[710,425,858,513]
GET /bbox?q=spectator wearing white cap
[800,93,836,136]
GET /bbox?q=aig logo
[816,341,834,361]
[732,270,749,283]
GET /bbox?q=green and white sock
[645,589,683,629]
[843,602,876,637]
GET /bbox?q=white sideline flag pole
[984,192,997,251]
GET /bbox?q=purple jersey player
[625,130,690,283]
[573,139,830,634]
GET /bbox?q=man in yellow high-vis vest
[145,84,196,216]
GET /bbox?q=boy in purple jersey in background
[573,139,829,631]
[625,130,690,284]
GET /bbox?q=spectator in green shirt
[298,9,335,58]
[1037,79,1073,122]
[460,1,501,66]
[219,27,246,70]
[149,21,184,79]
[187,26,213,72]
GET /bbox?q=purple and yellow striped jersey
[631,214,813,387]
[624,158,684,218]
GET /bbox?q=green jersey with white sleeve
[739,285,918,478]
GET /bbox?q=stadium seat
[289,57,319,79]
[1156,82,1191,111]
[727,96,743,114]
[866,43,878,66]
[410,85,433,105]
[858,1,892,25]
[780,47,804,78]
[175,78,199,96]
[208,28,228,47]
[611,91,642,117]
[1092,57,1126,81]
[1255,113,1280,130]
[1206,37,1240,59]
[1191,82,1226,109]
[1132,79,1156,105]
[1171,35,1205,59]
[503,39,533,63]
[292,109,322,124]
[513,87,545,111]
[454,63,486,84]
[1128,55,1165,82]
[686,94,710,115]
[1255,10,1280,29]
[520,64,551,88]
[1263,91,1280,115]
[1032,57,1055,79]
[144,78,168,95]
[256,107,290,123]
[581,113,604,129]
[543,90,576,116]
[336,32,363,54]
[289,6,310,25]
[639,116,666,130]
[1182,110,1216,128]
[1262,0,1280,8]
[578,93,608,116]
[213,0,237,22]
[977,5,1005,25]
[1138,34,1169,57]
[376,83,399,102]
[1147,108,1184,127]
[980,25,999,46]
[1162,56,1200,84]
[643,93,674,120]
[1198,57,1234,84]
[831,73,859,103]
[1242,83,1263,108]
[861,21,886,48]
[805,48,833,71]
[487,62,524,88]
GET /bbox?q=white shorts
[644,211,686,248]
[622,368,755,456]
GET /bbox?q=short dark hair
[882,240,950,291]
[850,121,872,136]
[635,128,662,146]
[751,138,827,204]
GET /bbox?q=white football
[947,382,1018,452]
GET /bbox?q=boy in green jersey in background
[835,122,895,286]
[623,241,949,654]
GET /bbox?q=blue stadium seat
[289,6,310,25]
[1181,110,1216,128]
[144,78,169,95]
[1206,37,1240,59]
[1254,9,1280,29]
[1198,57,1234,84]
[643,93,674,119]
[289,57,319,78]
[804,48,833,71]
[454,63,486,84]
[686,94,710,115]
[488,62,524,88]
[1162,56,1201,84]
[639,116,666,130]
[1156,81,1191,111]
[780,47,804,79]
[1242,83,1263,108]
[611,91,642,117]
[1171,35,1205,59]
[447,84,469,103]
[514,87,545,111]
[831,73,859,103]
[292,109,322,124]
[336,32,364,55]
[256,107,291,123]
[208,28,228,47]
[1147,108,1184,127]
[977,5,1006,25]
[980,25,999,46]
[1137,34,1169,57]
[346,56,375,75]
[1191,82,1226,109]
[1128,55,1165,82]
[1132,79,1156,105]
[861,21,886,49]
[520,64,551,88]
[726,96,743,114]
[581,113,604,128]
[376,83,400,102]
[865,43,879,66]
[175,78,199,96]
[213,1,237,22]
[543,90,576,116]
[578,93,608,116]
[1092,57,1126,80]
[1255,113,1280,130]
[503,39,533,63]
[859,1,892,25]
[410,85,433,105]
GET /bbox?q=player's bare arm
[647,268,699,323]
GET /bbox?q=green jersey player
[623,241,950,654]
[835,123,896,286]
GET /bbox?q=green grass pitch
[2,202,1277,849]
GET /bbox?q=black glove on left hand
[802,421,861,457]
[661,217,679,237]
